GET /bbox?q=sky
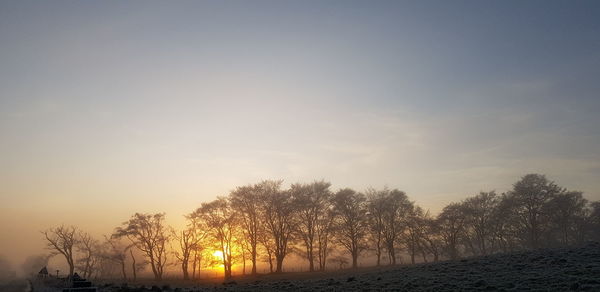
[1,0,600,273]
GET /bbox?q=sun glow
[213,250,224,260]
[212,250,225,270]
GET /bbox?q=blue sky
[1,0,599,268]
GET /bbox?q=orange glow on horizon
[212,250,225,269]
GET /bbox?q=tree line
[42,174,600,281]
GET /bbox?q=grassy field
[82,242,600,291]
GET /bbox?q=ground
[11,242,600,291]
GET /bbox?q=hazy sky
[1,1,600,272]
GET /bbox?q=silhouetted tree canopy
[43,173,600,281]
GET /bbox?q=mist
[1,1,599,291]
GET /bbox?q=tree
[589,201,600,241]
[234,233,249,275]
[315,199,335,271]
[438,203,466,260]
[76,231,99,278]
[104,236,131,280]
[229,184,262,275]
[113,213,170,280]
[381,189,411,265]
[366,188,386,266]
[173,221,205,280]
[127,248,149,281]
[191,198,236,279]
[419,214,442,262]
[42,225,78,277]
[258,180,296,273]
[489,193,520,253]
[462,191,498,255]
[405,204,426,264]
[290,180,333,272]
[258,228,276,273]
[545,191,588,246]
[331,188,368,268]
[511,174,563,249]
[185,211,208,280]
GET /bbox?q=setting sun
[212,250,224,261]
[2,1,600,291]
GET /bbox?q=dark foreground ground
[11,242,600,292]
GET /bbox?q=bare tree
[42,225,78,277]
[418,213,442,262]
[258,180,296,273]
[128,248,145,281]
[256,227,275,273]
[382,189,411,265]
[510,174,563,249]
[331,188,368,269]
[438,203,466,260]
[229,184,262,275]
[113,213,170,280]
[366,188,386,266]
[462,191,498,255]
[589,201,600,241]
[290,180,332,272]
[173,222,205,280]
[316,201,335,271]
[234,231,250,275]
[191,197,236,279]
[104,236,131,280]
[545,191,588,246]
[185,211,208,280]
[405,204,426,264]
[76,231,99,278]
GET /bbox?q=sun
[211,250,225,270]
[213,250,224,260]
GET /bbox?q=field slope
[186,242,600,291]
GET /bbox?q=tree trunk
[389,246,396,265]
[121,261,127,280]
[242,251,246,275]
[130,250,137,282]
[191,254,197,280]
[308,245,314,272]
[251,245,257,275]
[276,255,284,273]
[410,243,416,264]
[68,260,74,278]
[182,260,189,280]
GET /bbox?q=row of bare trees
[42,174,600,281]
[41,225,149,280]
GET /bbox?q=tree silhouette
[510,174,563,249]
[291,180,333,272]
[229,184,262,275]
[331,188,368,269]
[40,173,600,281]
[42,225,78,277]
[462,191,498,255]
[382,189,411,265]
[113,213,170,280]
[258,180,296,273]
[191,197,236,279]
[438,203,466,260]
[76,231,98,278]
[545,191,588,246]
[366,188,386,266]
